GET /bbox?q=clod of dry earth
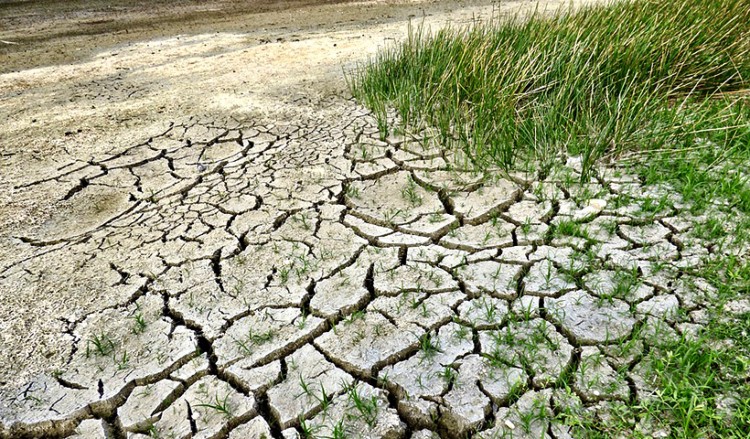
[2,0,741,438]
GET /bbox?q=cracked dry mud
[1,1,748,439]
[3,103,746,439]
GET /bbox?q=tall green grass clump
[349,0,750,176]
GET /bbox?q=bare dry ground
[6,1,735,438]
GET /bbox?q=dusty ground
[4,0,744,438]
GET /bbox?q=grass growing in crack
[418,332,442,359]
[331,421,347,439]
[401,175,423,206]
[298,374,314,399]
[518,395,551,434]
[428,212,445,224]
[437,365,457,386]
[451,322,471,341]
[292,212,312,231]
[554,220,589,240]
[115,350,130,371]
[131,312,147,334]
[234,328,275,355]
[611,268,641,301]
[278,266,291,284]
[195,393,233,418]
[145,424,161,438]
[299,417,322,439]
[478,297,501,323]
[344,383,379,428]
[345,310,366,325]
[519,217,533,237]
[382,208,403,226]
[345,184,361,200]
[299,376,333,413]
[86,332,116,358]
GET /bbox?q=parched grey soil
[2,0,745,438]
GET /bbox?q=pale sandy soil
[1,0,590,235]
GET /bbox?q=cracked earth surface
[1,1,747,438]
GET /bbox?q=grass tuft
[349,0,750,188]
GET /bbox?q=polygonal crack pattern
[0,100,746,438]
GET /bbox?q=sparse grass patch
[344,383,380,427]
[563,256,750,437]
[195,393,233,418]
[565,319,750,438]
[554,219,588,240]
[418,332,441,359]
[233,328,275,355]
[401,175,423,206]
[86,332,116,357]
[634,97,750,214]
